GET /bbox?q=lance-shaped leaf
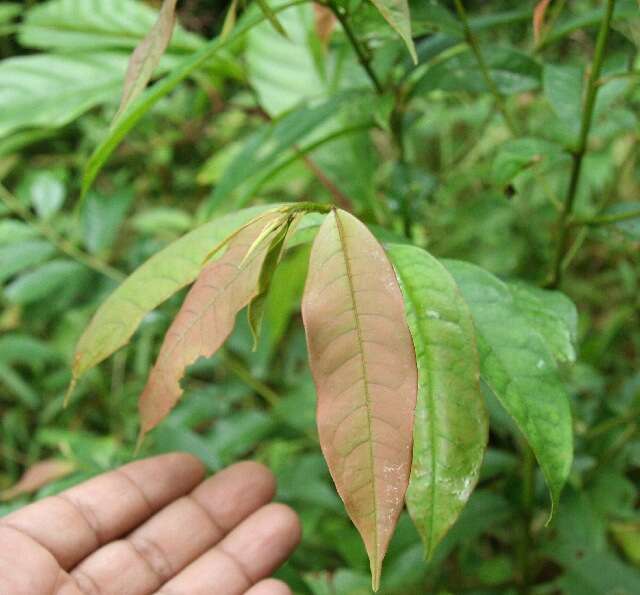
[369,0,417,64]
[114,0,178,123]
[444,259,573,517]
[70,205,274,391]
[247,213,301,349]
[138,212,283,438]
[301,209,417,591]
[388,244,487,559]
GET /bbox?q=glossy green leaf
[388,244,487,559]
[445,259,573,516]
[507,282,578,365]
[302,209,417,590]
[138,213,281,438]
[70,205,275,388]
[18,0,201,51]
[114,0,178,122]
[368,0,417,63]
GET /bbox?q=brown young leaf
[301,209,417,590]
[1,459,75,501]
[114,0,178,122]
[138,213,281,439]
[533,0,553,45]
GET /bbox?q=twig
[547,0,616,288]
[326,0,384,94]
[300,154,354,210]
[0,183,125,282]
[453,0,518,135]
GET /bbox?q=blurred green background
[0,0,639,593]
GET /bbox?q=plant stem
[547,0,616,288]
[571,207,640,227]
[327,0,384,94]
[0,183,125,282]
[517,443,535,594]
[453,0,518,135]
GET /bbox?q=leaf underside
[70,206,274,392]
[137,213,281,438]
[302,209,417,590]
[389,244,488,559]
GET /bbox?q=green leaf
[206,93,374,212]
[4,259,86,305]
[81,1,301,197]
[81,189,133,254]
[507,282,578,365]
[444,259,573,516]
[0,220,38,245]
[0,240,55,283]
[368,0,417,63]
[246,5,378,211]
[302,209,418,590]
[18,0,201,52]
[414,46,541,97]
[70,205,275,387]
[246,3,328,115]
[0,2,21,25]
[599,202,640,240]
[491,138,566,187]
[388,244,487,559]
[543,63,583,144]
[0,53,129,138]
[247,215,295,350]
[24,170,67,219]
[114,0,179,122]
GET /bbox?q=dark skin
[0,453,301,595]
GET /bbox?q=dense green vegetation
[1,0,639,593]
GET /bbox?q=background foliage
[1,0,639,593]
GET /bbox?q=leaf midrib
[333,209,380,573]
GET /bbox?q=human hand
[0,453,300,595]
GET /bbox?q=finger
[71,462,276,595]
[245,578,292,595]
[0,452,204,569]
[158,503,301,595]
